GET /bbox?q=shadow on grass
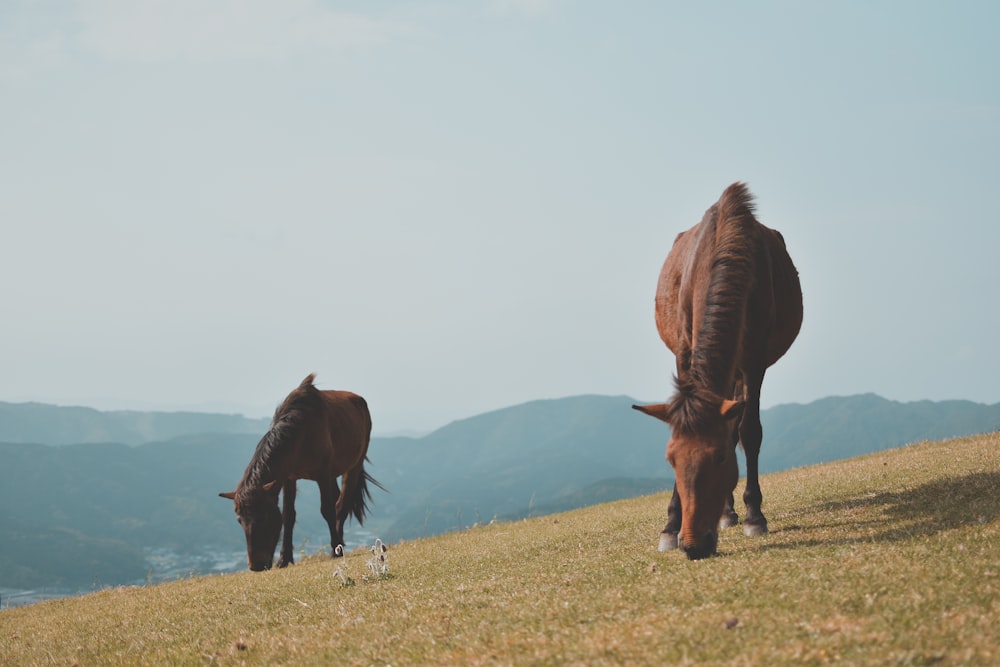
[753,470,1000,551]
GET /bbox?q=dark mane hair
[665,378,728,435]
[666,182,758,432]
[238,374,321,498]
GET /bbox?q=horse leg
[720,492,739,529]
[719,417,741,528]
[740,372,768,536]
[276,480,297,568]
[319,477,345,556]
[659,483,682,551]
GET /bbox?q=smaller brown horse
[634,182,802,559]
[220,373,384,571]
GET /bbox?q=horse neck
[241,419,298,493]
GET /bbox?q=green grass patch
[2,431,998,665]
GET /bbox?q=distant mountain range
[1,393,998,591]
[759,393,1000,471]
[0,401,269,446]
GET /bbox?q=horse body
[220,374,383,571]
[634,182,802,559]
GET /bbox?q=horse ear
[632,402,672,424]
[720,400,745,420]
[219,491,236,500]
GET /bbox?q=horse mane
[672,182,758,429]
[665,377,728,435]
[238,374,321,498]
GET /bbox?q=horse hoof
[743,523,768,537]
[658,533,679,552]
[719,513,739,530]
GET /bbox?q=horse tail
[345,456,387,525]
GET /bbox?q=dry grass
[2,431,998,666]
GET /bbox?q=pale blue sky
[2,1,998,432]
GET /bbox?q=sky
[2,1,999,433]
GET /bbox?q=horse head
[219,481,282,571]
[633,396,743,559]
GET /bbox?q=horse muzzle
[249,555,274,572]
[681,530,718,560]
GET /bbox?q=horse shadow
[750,470,1000,551]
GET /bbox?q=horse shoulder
[655,227,702,355]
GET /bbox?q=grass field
[2,430,997,666]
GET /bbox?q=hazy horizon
[3,390,998,441]
[3,2,998,432]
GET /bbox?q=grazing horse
[633,183,802,560]
[220,374,384,571]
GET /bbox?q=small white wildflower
[364,538,390,577]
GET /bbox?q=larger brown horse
[220,374,384,571]
[633,182,802,560]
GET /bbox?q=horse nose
[249,558,273,572]
[682,531,719,560]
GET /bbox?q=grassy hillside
[2,431,997,665]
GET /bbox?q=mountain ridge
[0,400,270,447]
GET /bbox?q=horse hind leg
[659,483,682,551]
[276,480,297,568]
[319,477,345,556]
[740,385,768,536]
[719,492,739,529]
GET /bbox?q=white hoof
[743,523,768,537]
[719,515,739,530]
[658,533,679,552]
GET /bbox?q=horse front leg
[319,477,345,556]
[659,483,683,551]
[276,480,297,568]
[720,492,739,529]
[720,416,741,529]
[740,378,768,536]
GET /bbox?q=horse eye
[715,450,728,465]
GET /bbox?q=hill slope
[1,432,996,665]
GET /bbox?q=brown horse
[633,182,802,559]
[219,373,384,571]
